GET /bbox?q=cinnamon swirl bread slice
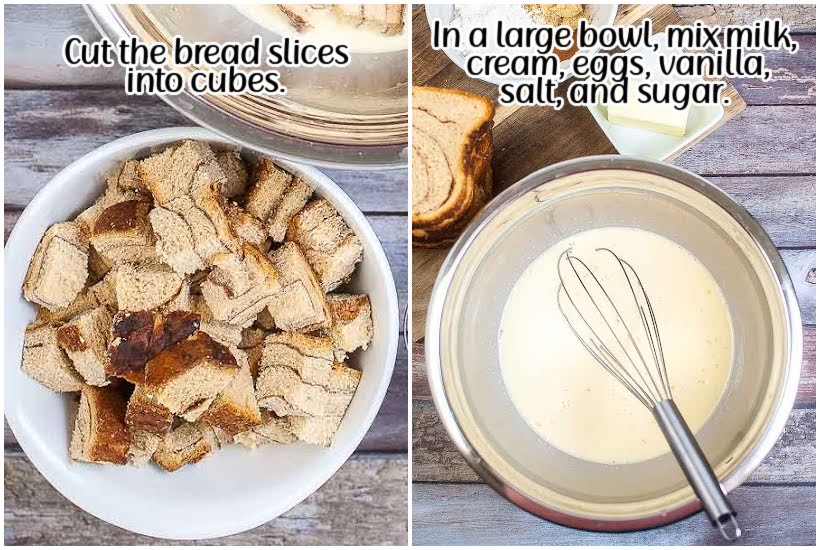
[412,167,493,248]
[412,86,494,248]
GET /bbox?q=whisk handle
[654,399,741,541]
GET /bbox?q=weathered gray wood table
[412,4,816,546]
[3,5,407,546]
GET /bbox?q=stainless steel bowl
[426,156,802,531]
[85,4,408,169]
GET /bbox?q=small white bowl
[425,4,618,86]
[587,31,725,160]
[4,127,399,540]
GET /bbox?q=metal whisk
[557,247,741,541]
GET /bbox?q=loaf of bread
[412,86,495,248]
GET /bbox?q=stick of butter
[606,81,690,137]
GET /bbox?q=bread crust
[413,132,493,235]
[22,324,85,392]
[412,167,493,248]
[411,86,495,247]
[125,385,174,436]
[90,199,157,264]
[70,385,130,464]
[143,331,237,387]
[108,310,201,384]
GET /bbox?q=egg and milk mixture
[499,227,733,465]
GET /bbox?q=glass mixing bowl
[85,4,408,169]
[426,156,802,531]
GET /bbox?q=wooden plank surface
[413,483,816,546]
[5,452,407,546]
[723,33,816,105]
[3,4,124,88]
[3,89,408,213]
[674,106,817,176]
[674,3,818,30]
[412,399,816,484]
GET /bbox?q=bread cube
[215,149,249,198]
[153,422,219,472]
[56,306,112,387]
[224,202,266,247]
[255,364,357,417]
[200,349,262,436]
[149,205,205,275]
[114,262,184,312]
[90,199,156,265]
[261,332,334,385]
[245,158,312,242]
[23,222,89,310]
[233,412,296,448]
[142,331,240,419]
[286,199,363,292]
[138,140,216,205]
[22,324,84,392]
[245,158,292,221]
[201,244,281,327]
[128,429,162,467]
[70,385,130,465]
[267,242,330,332]
[108,310,201,384]
[125,385,174,437]
[327,293,373,360]
[290,415,343,447]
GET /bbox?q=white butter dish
[587,32,725,160]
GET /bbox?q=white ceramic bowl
[4,127,399,540]
[425,4,618,86]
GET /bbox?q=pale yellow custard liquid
[498,227,733,465]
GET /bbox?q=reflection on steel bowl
[85,4,408,169]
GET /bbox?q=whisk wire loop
[556,249,668,408]
[596,248,673,401]
[556,284,656,409]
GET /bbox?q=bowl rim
[4,126,400,539]
[425,155,803,532]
